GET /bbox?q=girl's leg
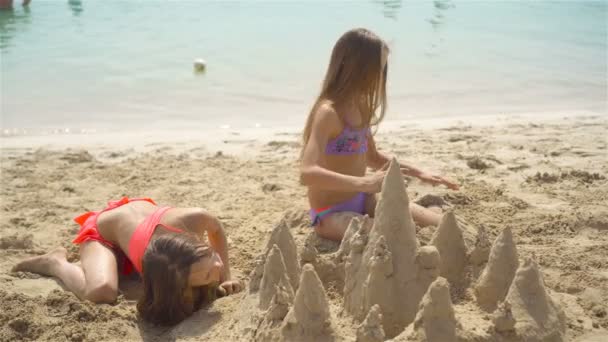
[315,212,362,241]
[79,241,119,303]
[365,194,441,227]
[12,241,119,303]
[410,202,442,227]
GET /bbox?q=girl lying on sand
[13,197,242,325]
[301,28,459,241]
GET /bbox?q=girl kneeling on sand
[13,197,242,325]
[301,28,460,241]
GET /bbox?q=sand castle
[237,158,566,341]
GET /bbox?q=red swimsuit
[72,197,183,275]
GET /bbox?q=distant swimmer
[0,0,31,10]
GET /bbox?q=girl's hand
[418,172,460,190]
[362,162,393,193]
[217,279,244,297]
[361,172,386,193]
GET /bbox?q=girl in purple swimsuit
[300,28,460,241]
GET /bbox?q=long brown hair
[303,28,389,147]
[137,231,215,326]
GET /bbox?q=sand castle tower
[503,258,566,341]
[356,305,386,342]
[281,264,334,341]
[241,222,302,341]
[474,227,519,312]
[254,283,294,342]
[391,277,460,342]
[430,211,467,285]
[250,220,300,292]
[491,300,516,334]
[343,158,440,338]
[469,225,491,266]
[258,245,295,310]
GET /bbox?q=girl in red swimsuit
[12,197,242,325]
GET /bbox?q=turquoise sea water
[0,0,606,135]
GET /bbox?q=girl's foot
[12,247,68,276]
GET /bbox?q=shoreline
[1,109,604,156]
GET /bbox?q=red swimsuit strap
[128,207,183,273]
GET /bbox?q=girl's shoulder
[312,100,342,128]
[315,99,337,115]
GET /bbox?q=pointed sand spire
[259,245,294,310]
[265,220,301,290]
[344,158,425,338]
[430,211,467,285]
[281,264,333,339]
[474,227,519,312]
[505,258,566,341]
[396,277,459,342]
[356,304,385,342]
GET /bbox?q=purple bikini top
[325,125,370,155]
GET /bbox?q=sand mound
[503,258,567,341]
[0,289,138,342]
[0,233,34,250]
[59,150,95,164]
[527,170,606,185]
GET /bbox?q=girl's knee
[314,224,342,242]
[313,224,330,240]
[84,281,117,303]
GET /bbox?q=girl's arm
[367,132,423,176]
[367,132,459,190]
[207,218,231,282]
[300,104,385,193]
[194,211,231,281]
[199,213,244,295]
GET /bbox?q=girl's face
[188,250,223,287]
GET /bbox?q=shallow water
[0,0,606,135]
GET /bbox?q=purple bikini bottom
[309,192,367,226]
